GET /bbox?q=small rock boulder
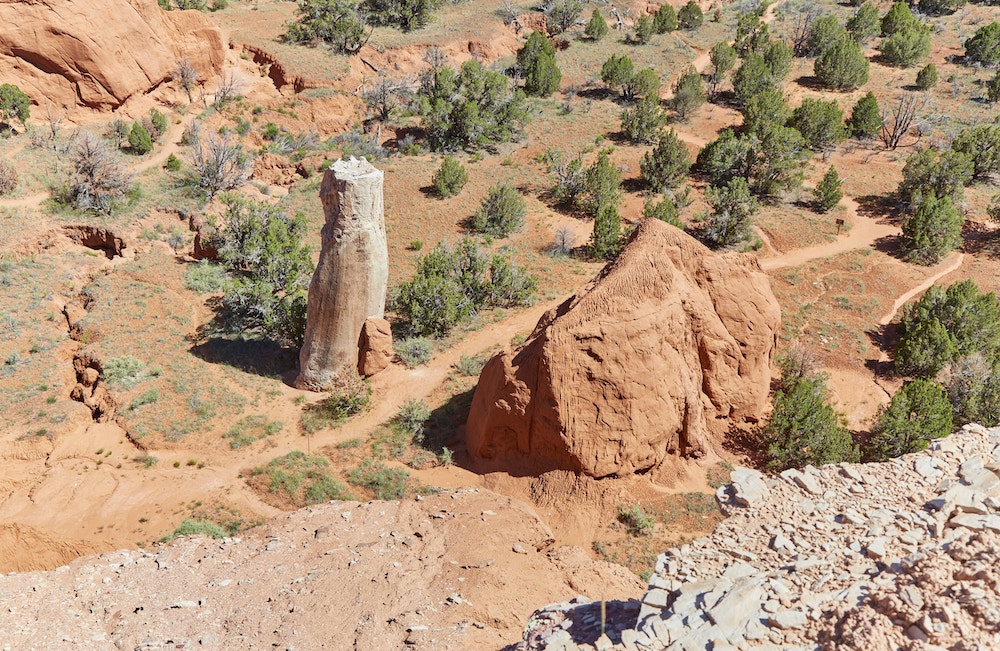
[358,318,393,377]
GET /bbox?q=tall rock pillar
[296,157,389,391]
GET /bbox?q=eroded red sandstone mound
[0,0,224,111]
[466,219,781,478]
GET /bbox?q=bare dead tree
[551,226,576,255]
[497,0,522,31]
[608,6,630,31]
[213,71,242,108]
[422,47,449,74]
[879,95,927,151]
[173,59,198,104]
[45,104,62,146]
[192,134,255,197]
[68,132,135,214]
[789,7,821,56]
[363,75,406,122]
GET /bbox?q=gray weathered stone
[731,468,770,508]
[296,158,388,391]
[767,610,807,630]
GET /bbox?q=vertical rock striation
[296,158,388,391]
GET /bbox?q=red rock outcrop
[0,0,224,112]
[466,219,781,478]
[358,317,393,377]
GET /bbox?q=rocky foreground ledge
[518,424,1000,651]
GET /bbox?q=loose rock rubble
[0,489,640,650]
[518,424,1000,650]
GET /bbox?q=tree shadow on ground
[189,303,299,380]
[961,219,1000,258]
[722,423,768,471]
[854,193,904,225]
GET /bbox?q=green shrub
[848,92,882,139]
[589,203,622,260]
[895,281,1000,379]
[454,352,490,376]
[149,110,168,139]
[224,414,283,449]
[300,376,371,433]
[470,184,526,238]
[418,60,528,152]
[633,15,655,44]
[395,337,434,367]
[813,166,843,213]
[164,153,182,171]
[185,260,228,293]
[617,504,654,536]
[900,194,963,265]
[643,196,681,227]
[702,177,758,248]
[0,83,30,126]
[880,27,931,68]
[517,31,561,97]
[390,239,536,336]
[621,97,666,144]
[163,519,226,541]
[252,450,351,505]
[915,63,938,90]
[432,156,468,198]
[653,3,677,33]
[128,122,153,154]
[285,0,368,54]
[865,379,952,461]
[395,399,431,438]
[216,196,313,348]
[129,389,160,411]
[640,129,691,192]
[585,9,609,40]
[789,98,847,152]
[964,22,1000,67]
[677,0,702,29]
[361,0,437,31]
[669,67,705,121]
[766,375,858,471]
[601,54,635,96]
[348,459,409,499]
[102,356,147,389]
[815,34,870,90]
[846,2,881,44]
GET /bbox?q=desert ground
[2,0,1000,647]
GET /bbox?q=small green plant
[224,414,284,449]
[395,337,434,367]
[162,519,226,541]
[394,399,431,439]
[470,184,526,238]
[408,240,423,251]
[252,450,352,506]
[128,121,153,154]
[164,153,182,171]
[348,459,409,499]
[185,260,228,294]
[432,156,468,198]
[300,376,371,433]
[336,437,362,449]
[102,355,147,389]
[617,504,654,536]
[129,389,159,411]
[455,352,490,376]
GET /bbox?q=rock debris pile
[0,489,640,650]
[518,423,1000,650]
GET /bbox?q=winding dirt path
[878,252,966,326]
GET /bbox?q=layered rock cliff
[0,0,224,111]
